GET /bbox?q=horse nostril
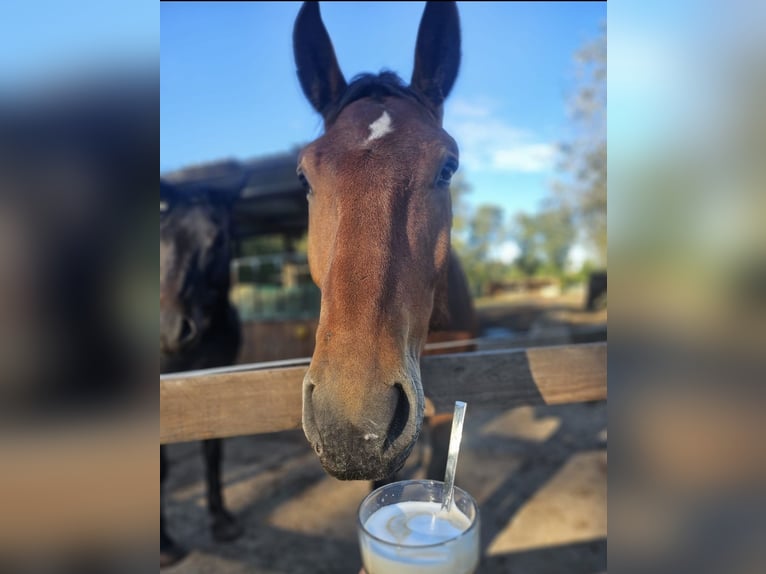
[302,379,322,455]
[385,383,410,448]
[179,316,197,346]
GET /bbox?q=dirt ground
[163,292,607,573]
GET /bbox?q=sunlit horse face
[159,183,235,373]
[293,2,461,480]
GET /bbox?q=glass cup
[357,479,480,574]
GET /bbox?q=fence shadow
[483,538,607,574]
[476,402,607,572]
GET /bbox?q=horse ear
[160,180,174,200]
[160,180,179,205]
[410,1,461,111]
[293,2,347,119]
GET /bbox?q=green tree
[449,172,472,254]
[449,183,510,296]
[536,202,577,275]
[512,212,543,277]
[556,23,607,265]
[466,204,506,261]
[463,204,506,295]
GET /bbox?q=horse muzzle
[302,370,425,481]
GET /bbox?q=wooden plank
[160,365,306,444]
[160,343,606,444]
[420,342,607,413]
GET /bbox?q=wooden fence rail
[160,342,606,444]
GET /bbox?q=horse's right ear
[293,2,347,119]
[411,1,461,112]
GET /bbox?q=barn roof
[161,149,308,239]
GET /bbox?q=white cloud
[449,99,492,118]
[492,144,556,173]
[445,99,556,174]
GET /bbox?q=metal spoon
[441,401,467,512]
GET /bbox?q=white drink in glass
[358,480,479,574]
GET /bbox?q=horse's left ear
[160,180,179,211]
[410,1,461,112]
[160,180,175,200]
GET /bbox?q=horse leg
[160,445,188,568]
[202,438,243,542]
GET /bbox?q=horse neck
[428,249,477,336]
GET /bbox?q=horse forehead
[313,98,443,167]
[324,100,388,144]
[160,240,173,272]
[366,110,393,143]
[161,205,221,256]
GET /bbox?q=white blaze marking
[366,111,393,143]
[364,433,379,441]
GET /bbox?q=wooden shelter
[162,148,307,245]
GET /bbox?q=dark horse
[160,181,243,567]
[293,1,472,481]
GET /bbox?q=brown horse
[293,1,470,481]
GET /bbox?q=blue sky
[161,1,604,228]
[1,0,157,88]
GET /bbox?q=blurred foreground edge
[0,70,158,572]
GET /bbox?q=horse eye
[436,159,458,188]
[297,169,313,198]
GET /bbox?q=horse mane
[324,72,438,126]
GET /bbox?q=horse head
[160,182,238,373]
[293,1,461,480]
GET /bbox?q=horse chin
[318,429,420,481]
[160,353,185,375]
[160,348,198,374]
